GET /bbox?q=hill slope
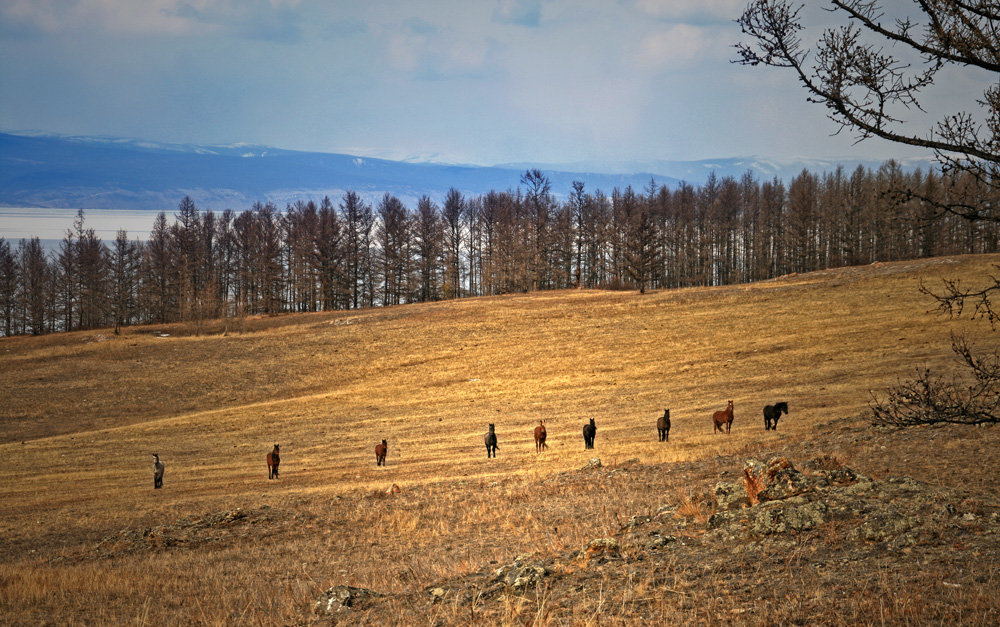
[1,255,999,624]
[0,131,680,209]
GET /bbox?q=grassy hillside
[2,254,999,625]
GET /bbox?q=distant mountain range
[0,131,936,211]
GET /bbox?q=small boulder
[714,481,750,511]
[751,501,827,535]
[493,555,549,592]
[743,457,812,505]
[644,532,677,549]
[583,457,602,470]
[584,537,619,560]
[314,585,383,615]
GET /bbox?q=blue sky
[0,0,982,167]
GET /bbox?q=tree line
[0,162,996,337]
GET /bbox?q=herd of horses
[152,401,789,486]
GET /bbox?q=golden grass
[1,254,999,624]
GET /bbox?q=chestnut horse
[763,402,788,431]
[583,418,596,449]
[713,400,734,434]
[534,420,548,453]
[375,439,388,466]
[152,453,165,489]
[484,424,499,458]
[267,444,280,479]
[657,409,671,442]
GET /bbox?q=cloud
[638,24,712,69]
[633,0,745,22]
[0,0,305,40]
[492,0,543,27]
[383,19,499,79]
[0,0,210,36]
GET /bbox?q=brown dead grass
[1,254,999,625]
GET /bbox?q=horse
[484,423,499,458]
[267,444,280,479]
[657,409,671,442]
[713,400,734,434]
[152,453,165,489]
[763,402,788,431]
[583,418,597,449]
[375,439,388,466]
[534,420,548,453]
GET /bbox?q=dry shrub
[675,493,712,525]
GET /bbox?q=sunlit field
[2,254,998,625]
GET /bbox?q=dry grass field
[3,254,1000,625]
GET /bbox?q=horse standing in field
[583,418,597,449]
[375,439,388,466]
[713,400,735,434]
[534,420,548,453]
[484,424,499,458]
[267,444,280,479]
[152,454,165,489]
[763,402,789,431]
[657,409,671,442]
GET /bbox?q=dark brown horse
[152,453,165,489]
[266,444,280,479]
[375,439,388,466]
[657,409,671,442]
[534,420,548,453]
[713,400,734,434]
[484,424,499,458]
[583,418,596,449]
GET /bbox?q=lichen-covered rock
[852,509,915,543]
[751,501,827,535]
[583,457,602,470]
[714,480,749,511]
[644,532,677,549]
[493,555,549,591]
[584,537,620,560]
[656,504,678,518]
[314,585,383,615]
[743,457,812,504]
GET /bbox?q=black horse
[763,402,789,431]
[657,409,671,442]
[583,418,597,449]
[484,424,499,458]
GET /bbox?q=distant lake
[0,207,159,250]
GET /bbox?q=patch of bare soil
[92,507,288,560]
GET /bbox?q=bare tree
[737,0,999,426]
[442,187,465,299]
[414,195,443,302]
[0,238,17,336]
